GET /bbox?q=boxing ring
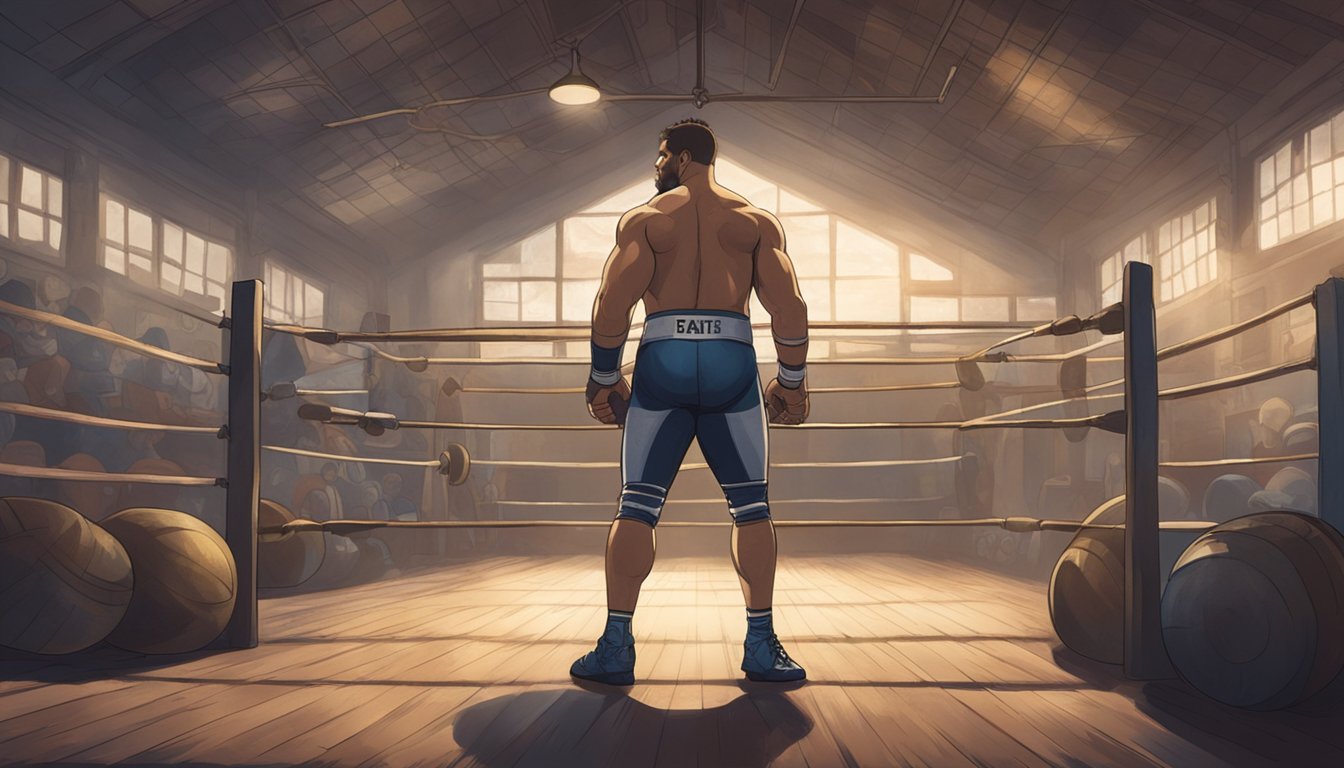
[3,264,1342,710]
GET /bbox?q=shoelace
[767,635,794,666]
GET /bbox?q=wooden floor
[2,554,1343,767]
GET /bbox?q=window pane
[1017,296,1056,321]
[836,220,899,277]
[798,277,832,320]
[1259,154,1276,199]
[581,180,650,214]
[715,158,777,213]
[483,281,518,303]
[103,245,126,274]
[520,225,556,277]
[779,189,823,213]
[184,272,204,294]
[909,296,959,322]
[483,301,517,321]
[161,263,182,292]
[47,177,62,217]
[835,279,900,320]
[162,222,182,263]
[562,217,615,278]
[482,261,520,277]
[561,279,597,322]
[304,283,324,324]
[962,296,1009,321]
[781,214,830,277]
[185,233,205,273]
[106,199,125,244]
[206,243,229,282]
[0,155,8,202]
[909,253,953,281]
[17,209,41,241]
[128,209,153,251]
[271,266,288,306]
[47,221,60,251]
[1310,122,1331,165]
[20,167,42,208]
[0,203,7,238]
[519,280,556,322]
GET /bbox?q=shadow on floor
[449,683,813,768]
[0,643,222,683]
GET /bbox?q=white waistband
[641,314,753,345]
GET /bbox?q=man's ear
[678,149,693,170]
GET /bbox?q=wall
[1046,40,1344,575]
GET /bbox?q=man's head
[655,118,715,193]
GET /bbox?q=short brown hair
[659,118,716,165]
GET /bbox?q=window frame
[1255,105,1344,252]
[264,260,327,327]
[4,156,65,263]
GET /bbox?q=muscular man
[572,119,810,686]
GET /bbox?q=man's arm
[753,212,810,424]
[586,209,654,424]
[753,212,808,369]
[590,209,656,366]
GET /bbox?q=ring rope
[1156,291,1313,361]
[297,388,369,397]
[259,517,1218,535]
[262,445,439,468]
[264,443,964,471]
[392,412,1123,432]
[1160,452,1317,468]
[0,400,223,436]
[0,461,224,486]
[0,298,227,374]
[410,352,1124,367]
[1158,356,1316,400]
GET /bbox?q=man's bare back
[624,184,762,316]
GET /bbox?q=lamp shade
[549,49,600,105]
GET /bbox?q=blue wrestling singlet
[616,310,771,527]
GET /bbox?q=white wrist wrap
[778,363,806,389]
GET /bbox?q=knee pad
[723,480,771,525]
[616,482,667,527]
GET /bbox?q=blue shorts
[617,311,770,527]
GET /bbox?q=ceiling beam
[914,0,965,95]
[768,0,806,90]
[1123,0,1301,67]
[56,0,230,88]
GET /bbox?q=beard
[654,167,681,194]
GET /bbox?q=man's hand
[586,377,632,425]
[764,379,808,425]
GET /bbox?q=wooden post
[224,279,262,649]
[1316,278,1344,534]
[1122,261,1171,679]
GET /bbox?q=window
[1157,199,1217,302]
[101,196,155,284]
[265,262,325,326]
[478,156,1030,358]
[162,221,232,311]
[909,296,1022,322]
[1259,108,1344,249]
[1099,234,1149,306]
[100,195,234,311]
[9,160,63,258]
[1016,296,1058,321]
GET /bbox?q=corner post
[225,279,262,648]
[1122,261,1170,678]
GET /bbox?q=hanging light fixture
[548,47,601,105]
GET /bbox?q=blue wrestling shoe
[570,619,636,686]
[742,633,806,682]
